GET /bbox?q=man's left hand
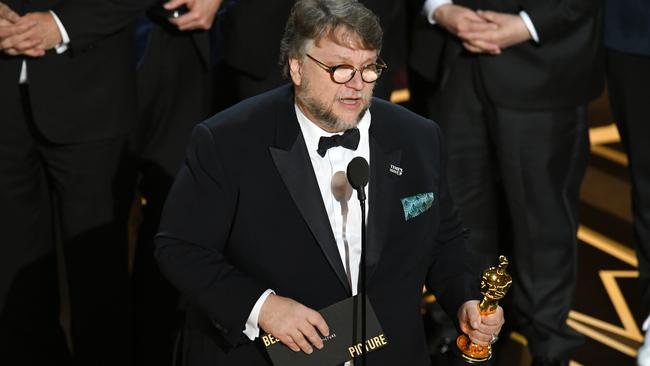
[165,0,222,31]
[457,300,505,346]
[458,10,532,54]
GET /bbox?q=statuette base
[456,334,492,363]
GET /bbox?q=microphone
[346,156,369,366]
[346,157,369,201]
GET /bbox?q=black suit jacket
[155,84,478,365]
[0,0,154,144]
[409,0,604,110]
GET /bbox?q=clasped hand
[0,2,61,57]
[433,4,532,55]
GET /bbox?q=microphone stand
[357,187,367,366]
[347,156,369,366]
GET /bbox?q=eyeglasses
[306,54,387,84]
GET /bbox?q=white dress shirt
[295,104,371,297]
[242,105,371,345]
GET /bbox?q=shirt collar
[294,104,371,158]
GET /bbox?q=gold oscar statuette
[456,255,513,363]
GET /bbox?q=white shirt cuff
[519,11,539,43]
[422,0,452,25]
[19,62,27,84]
[242,289,275,340]
[49,11,70,53]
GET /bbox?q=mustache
[336,94,370,102]
[337,91,368,98]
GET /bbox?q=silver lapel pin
[389,164,403,176]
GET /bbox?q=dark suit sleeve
[52,0,157,50]
[424,124,480,323]
[520,0,599,44]
[155,124,268,347]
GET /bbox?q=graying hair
[279,0,383,78]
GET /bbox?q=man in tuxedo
[409,0,604,365]
[155,0,504,364]
[603,1,650,364]
[0,0,152,364]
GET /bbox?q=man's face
[290,30,377,132]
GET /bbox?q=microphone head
[346,156,369,189]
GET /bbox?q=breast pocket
[400,192,435,221]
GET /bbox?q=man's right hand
[258,294,330,354]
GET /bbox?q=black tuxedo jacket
[155,84,478,365]
[0,0,155,144]
[409,0,604,110]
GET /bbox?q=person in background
[129,0,223,364]
[0,0,153,364]
[408,0,604,364]
[603,1,650,365]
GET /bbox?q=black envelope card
[262,295,388,366]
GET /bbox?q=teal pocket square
[401,192,435,221]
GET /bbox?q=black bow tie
[317,128,360,157]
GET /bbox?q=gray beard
[297,79,372,132]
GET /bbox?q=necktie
[317,128,360,157]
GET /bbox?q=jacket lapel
[367,106,402,282]
[269,86,352,294]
